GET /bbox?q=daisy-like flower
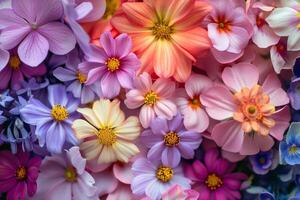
[80,31,140,99]
[111,0,211,82]
[20,84,79,154]
[184,149,247,200]
[72,99,141,164]
[0,149,41,200]
[175,74,212,133]
[131,158,190,200]
[141,114,202,167]
[201,63,290,155]
[125,72,177,128]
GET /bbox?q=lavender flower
[249,150,278,175]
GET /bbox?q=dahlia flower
[111,0,211,82]
[72,99,141,164]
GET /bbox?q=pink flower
[206,0,253,63]
[125,72,177,128]
[184,149,247,200]
[176,74,212,132]
[201,63,290,155]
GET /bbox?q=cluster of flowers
[1,0,300,199]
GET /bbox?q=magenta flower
[0,150,41,200]
[0,0,76,67]
[81,31,141,98]
[184,149,247,200]
[141,114,202,167]
[0,52,46,90]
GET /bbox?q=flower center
[189,96,201,109]
[276,43,286,55]
[144,91,159,106]
[289,145,298,154]
[205,173,223,190]
[96,127,117,145]
[259,157,266,164]
[76,71,87,84]
[51,104,69,121]
[103,0,120,19]
[151,21,174,40]
[16,166,27,180]
[256,15,265,28]
[9,56,21,70]
[216,17,231,32]
[106,57,120,72]
[164,131,180,147]
[64,167,77,182]
[156,166,173,183]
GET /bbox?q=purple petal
[115,33,132,58]
[74,2,93,21]
[116,70,133,89]
[35,121,52,147]
[150,117,169,135]
[46,122,66,154]
[0,49,9,71]
[0,67,12,90]
[0,9,27,28]
[21,63,47,77]
[141,129,162,148]
[77,0,106,22]
[67,80,82,98]
[162,147,181,168]
[48,84,68,107]
[0,25,31,50]
[147,142,164,161]
[100,31,115,57]
[81,86,95,104]
[64,124,78,145]
[11,69,24,90]
[178,143,195,159]
[121,53,141,72]
[168,114,183,132]
[53,67,76,82]
[101,72,120,98]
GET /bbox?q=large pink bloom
[201,63,290,155]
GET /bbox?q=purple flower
[0,0,76,67]
[80,31,141,99]
[288,77,300,110]
[0,47,9,70]
[131,158,190,200]
[0,149,41,200]
[249,150,278,175]
[140,114,202,168]
[20,84,79,154]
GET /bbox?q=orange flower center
[144,91,159,106]
[216,17,231,32]
[205,173,223,190]
[156,166,173,182]
[189,96,201,110]
[151,21,174,40]
[233,85,276,136]
[96,127,116,145]
[16,166,27,180]
[256,15,265,28]
[9,56,21,70]
[164,131,180,146]
[76,71,87,84]
[106,57,120,72]
[64,167,77,182]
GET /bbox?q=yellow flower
[72,99,141,164]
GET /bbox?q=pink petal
[77,0,106,22]
[152,78,176,98]
[113,162,133,184]
[0,67,11,90]
[0,25,31,50]
[254,134,274,152]
[270,45,286,73]
[139,105,155,128]
[192,160,208,181]
[211,47,244,64]
[125,89,145,109]
[0,9,27,27]
[93,169,118,196]
[100,31,115,57]
[154,99,177,120]
[184,108,209,133]
[270,106,290,141]
[101,72,121,98]
[185,74,213,98]
[204,148,219,171]
[115,33,132,58]
[227,26,249,54]
[207,23,230,51]
[134,72,152,93]
[240,133,259,155]
[252,25,280,48]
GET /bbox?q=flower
[0,0,76,66]
[279,122,300,165]
[20,84,79,154]
[34,146,97,199]
[131,158,190,200]
[249,150,278,175]
[0,52,46,90]
[125,72,177,128]
[175,74,212,132]
[111,0,211,82]
[201,63,290,155]
[288,77,300,110]
[141,114,202,167]
[0,47,9,70]
[184,149,247,200]
[0,149,41,200]
[266,0,300,51]
[206,0,253,63]
[161,185,199,200]
[72,99,141,164]
[0,90,13,107]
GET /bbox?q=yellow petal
[93,99,111,127]
[80,140,101,160]
[77,107,101,128]
[115,116,141,140]
[108,99,125,127]
[97,145,117,164]
[113,140,140,163]
[72,119,98,139]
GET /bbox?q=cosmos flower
[184,149,247,200]
[125,72,177,128]
[0,0,76,66]
[131,158,190,200]
[72,99,141,164]
[20,85,79,154]
[111,0,211,82]
[0,149,41,200]
[201,63,290,155]
[141,114,202,167]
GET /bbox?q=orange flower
[111,0,211,82]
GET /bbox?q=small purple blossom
[288,77,300,110]
[249,150,278,175]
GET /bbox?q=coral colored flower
[175,74,212,132]
[72,99,141,164]
[34,147,98,199]
[131,158,190,200]
[0,150,41,200]
[141,114,202,167]
[81,31,140,99]
[111,0,211,82]
[201,63,290,155]
[20,85,79,154]
[184,149,247,200]
[0,52,46,91]
[207,0,253,63]
[125,72,177,128]
[0,0,76,66]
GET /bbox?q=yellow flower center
[156,166,173,183]
[96,127,117,145]
[106,57,120,72]
[51,104,69,121]
[9,56,21,70]
[144,91,159,106]
[189,96,201,110]
[16,166,27,180]
[151,21,174,40]
[64,167,77,182]
[289,145,298,154]
[205,173,223,190]
[103,0,120,19]
[164,131,180,147]
[259,157,265,164]
[76,71,87,84]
